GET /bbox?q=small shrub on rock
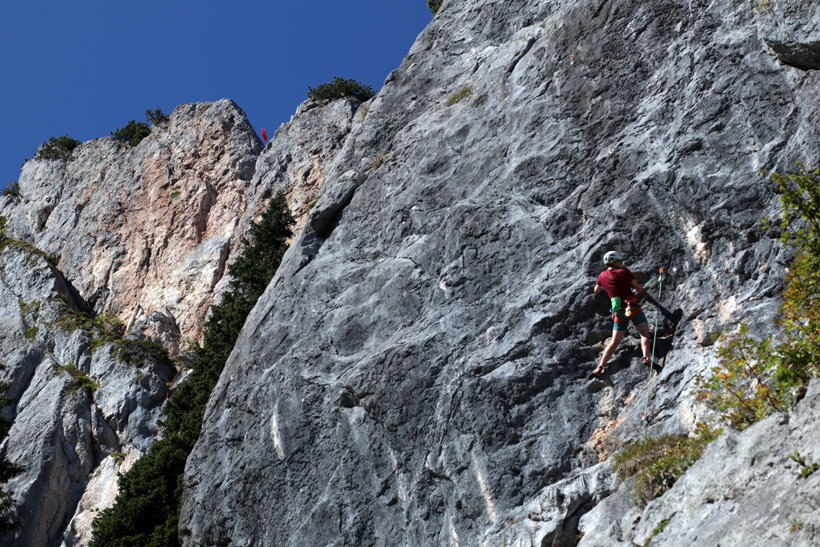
[2,183,19,198]
[614,425,720,507]
[307,76,375,103]
[145,108,169,126]
[111,120,151,147]
[446,86,473,106]
[34,135,81,161]
[57,362,99,398]
[696,167,820,429]
[428,0,443,16]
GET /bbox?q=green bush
[111,120,151,147]
[613,425,720,507]
[113,338,174,368]
[146,108,169,126]
[307,76,375,103]
[90,191,295,546]
[34,135,81,161]
[696,167,820,428]
[112,108,167,147]
[428,0,443,16]
[57,362,100,398]
[2,183,19,198]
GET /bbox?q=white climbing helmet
[603,250,623,266]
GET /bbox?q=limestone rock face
[0,98,355,545]
[757,0,820,70]
[579,380,820,546]
[251,98,362,233]
[0,99,262,347]
[180,0,820,546]
[0,245,173,547]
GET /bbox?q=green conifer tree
[90,191,294,546]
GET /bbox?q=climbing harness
[640,267,664,436]
[611,295,642,323]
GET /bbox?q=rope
[641,267,664,437]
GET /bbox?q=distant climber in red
[261,128,268,142]
[591,250,652,377]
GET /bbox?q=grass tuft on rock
[613,425,720,507]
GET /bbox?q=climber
[591,250,652,377]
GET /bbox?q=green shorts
[612,309,648,331]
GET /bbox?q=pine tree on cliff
[90,191,295,547]
[0,362,24,533]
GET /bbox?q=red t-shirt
[597,267,635,299]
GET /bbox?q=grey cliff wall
[180,0,820,546]
[0,99,355,545]
[0,245,173,547]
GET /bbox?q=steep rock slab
[209,99,360,297]
[182,1,819,546]
[0,245,173,547]
[0,99,262,345]
[579,380,820,546]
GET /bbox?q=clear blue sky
[0,1,432,190]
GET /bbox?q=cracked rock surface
[181,0,819,546]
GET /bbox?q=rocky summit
[1,0,820,545]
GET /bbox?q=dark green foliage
[0,364,23,533]
[111,120,151,147]
[146,108,169,126]
[57,310,125,353]
[428,0,443,16]
[0,216,6,240]
[112,108,168,147]
[90,436,187,547]
[307,76,375,102]
[113,338,174,368]
[2,183,19,198]
[34,135,81,161]
[90,191,294,546]
[57,362,100,398]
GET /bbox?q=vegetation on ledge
[307,76,375,103]
[696,167,820,429]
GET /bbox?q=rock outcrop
[180,0,820,546]
[0,98,357,545]
[0,244,172,547]
[0,99,261,348]
[579,379,820,546]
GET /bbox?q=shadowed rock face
[180,0,819,546]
